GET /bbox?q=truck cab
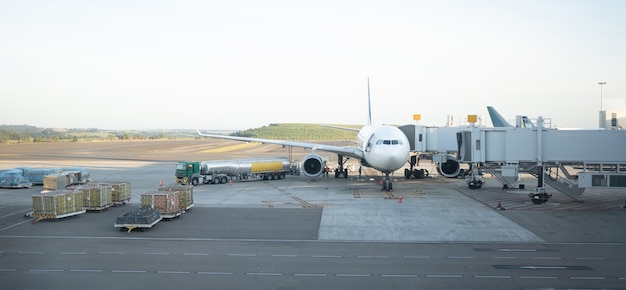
[175,161,200,185]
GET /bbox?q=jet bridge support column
[528,117,551,204]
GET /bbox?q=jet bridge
[457,117,626,203]
[399,124,469,178]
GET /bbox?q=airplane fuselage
[357,125,411,174]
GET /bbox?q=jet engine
[436,157,461,178]
[301,153,325,177]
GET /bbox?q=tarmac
[2,141,626,289]
[1,140,625,244]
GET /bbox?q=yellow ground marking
[200,142,260,153]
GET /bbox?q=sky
[1,0,625,130]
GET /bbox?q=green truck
[175,158,293,186]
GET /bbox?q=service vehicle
[175,157,293,186]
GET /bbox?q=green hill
[233,123,359,140]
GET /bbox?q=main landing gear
[334,155,349,179]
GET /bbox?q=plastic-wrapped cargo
[22,168,61,185]
[43,171,87,191]
[158,183,194,210]
[0,170,32,189]
[140,191,181,217]
[116,207,161,225]
[91,181,131,204]
[43,173,69,191]
[31,190,85,221]
[69,185,113,210]
[62,167,90,183]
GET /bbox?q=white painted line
[426,274,463,278]
[0,219,34,231]
[402,255,430,259]
[183,253,210,256]
[570,276,606,280]
[98,251,125,255]
[0,208,32,219]
[246,272,283,276]
[474,275,511,279]
[520,266,566,270]
[271,254,298,257]
[227,253,257,257]
[111,270,148,273]
[69,269,104,273]
[197,272,234,275]
[497,248,537,252]
[520,276,558,279]
[157,271,191,274]
[293,273,327,277]
[336,274,371,277]
[381,274,418,278]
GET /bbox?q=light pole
[598,82,606,111]
[598,82,606,128]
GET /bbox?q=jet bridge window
[376,139,404,145]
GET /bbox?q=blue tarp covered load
[0,170,33,188]
[21,168,61,185]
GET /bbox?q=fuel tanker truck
[175,157,294,186]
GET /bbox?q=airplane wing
[196,130,365,159]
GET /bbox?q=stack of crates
[91,181,131,204]
[31,190,85,220]
[43,173,70,191]
[140,191,181,218]
[159,184,194,211]
[110,181,131,204]
[70,185,113,211]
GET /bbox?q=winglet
[487,106,512,127]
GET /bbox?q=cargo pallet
[114,217,162,233]
[31,210,86,223]
[112,198,131,206]
[84,203,114,212]
[161,210,184,220]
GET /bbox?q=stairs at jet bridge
[526,166,585,201]
[484,169,518,189]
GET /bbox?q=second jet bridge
[456,117,626,203]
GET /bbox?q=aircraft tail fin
[487,106,512,127]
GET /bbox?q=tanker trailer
[175,157,292,186]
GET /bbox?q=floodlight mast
[598,82,606,129]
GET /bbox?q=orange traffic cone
[159,180,163,187]
[398,196,403,203]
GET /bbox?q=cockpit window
[375,139,403,145]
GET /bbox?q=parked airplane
[197,80,410,190]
